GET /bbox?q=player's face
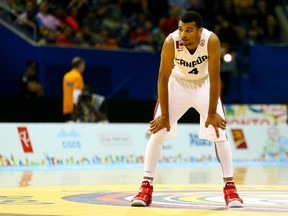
[178,21,202,47]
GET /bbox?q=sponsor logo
[231,129,248,149]
[200,39,205,47]
[98,133,131,146]
[57,128,81,149]
[17,127,33,153]
[189,133,212,146]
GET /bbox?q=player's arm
[205,33,226,137]
[150,35,174,133]
[158,35,175,119]
[207,33,221,115]
[73,75,84,104]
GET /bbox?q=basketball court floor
[0,163,287,216]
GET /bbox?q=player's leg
[194,81,243,207]
[131,76,191,207]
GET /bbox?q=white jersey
[170,28,212,81]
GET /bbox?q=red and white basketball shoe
[131,181,153,206]
[223,181,243,208]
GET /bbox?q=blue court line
[0,161,287,172]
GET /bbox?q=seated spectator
[72,86,108,123]
[94,28,118,49]
[55,25,75,46]
[15,0,36,25]
[15,0,38,35]
[129,25,153,50]
[252,0,279,42]
[19,60,44,98]
[36,1,61,31]
[65,6,80,31]
[159,6,181,36]
[54,6,66,25]
[67,0,88,25]
[82,9,101,34]
[214,18,240,47]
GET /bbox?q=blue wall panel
[0,23,160,99]
[249,44,288,103]
[1,22,288,102]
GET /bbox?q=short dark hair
[180,11,203,28]
[72,56,85,68]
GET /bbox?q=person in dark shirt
[19,60,44,98]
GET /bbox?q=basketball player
[131,11,243,208]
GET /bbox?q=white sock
[143,135,163,179]
[215,140,233,179]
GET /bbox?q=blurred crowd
[0,0,281,51]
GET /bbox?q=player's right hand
[149,116,170,134]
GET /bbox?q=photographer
[72,86,108,123]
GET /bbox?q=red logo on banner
[17,127,34,153]
[231,129,248,149]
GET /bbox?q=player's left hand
[149,116,170,134]
[205,113,226,138]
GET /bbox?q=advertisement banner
[224,104,287,125]
[0,123,287,167]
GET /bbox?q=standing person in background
[131,11,243,208]
[63,56,85,121]
[19,60,44,98]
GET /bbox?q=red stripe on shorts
[153,100,159,118]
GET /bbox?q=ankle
[143,177,153,185]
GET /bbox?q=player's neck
[185,45,198,55]
[185,40,200,54]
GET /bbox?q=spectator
[54,6,66,25]
[65,6,80,31]
[129,24,153,51]
[72,86,108,123]
[214,18,240,46]
[36,1,60,31]
[82,8,101,34]
[120,0,148,18]
[62,56,85,121]
[55,25,75,46]
[67,0,88,25]
[159,6,181,37]
[252,0,279,42]
[19,60,44,98]
[15,0,38,31]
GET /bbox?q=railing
[0,1,38,40]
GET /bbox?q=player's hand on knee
[205,113,226,138]
[149,116,170,134]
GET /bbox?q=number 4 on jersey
[189,68,199,75]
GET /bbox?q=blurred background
[0,0,287,123]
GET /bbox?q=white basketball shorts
[153,74,227,142]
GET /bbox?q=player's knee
[205,125,226,142]
[150,133,166,143]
